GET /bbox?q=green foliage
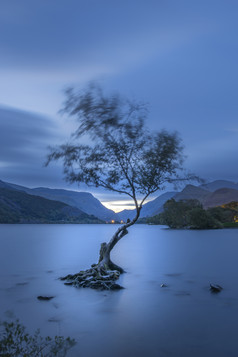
[188,207,222,229]
[146,214,167,225]
[223,222,238,228]
[207,206,236,223]
[157,199,202,228]
[0,320,76,356]
[221,201,238,211]
[150,199,224,229]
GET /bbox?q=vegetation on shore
[146,199,238,229]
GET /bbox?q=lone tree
[46,84,192,290]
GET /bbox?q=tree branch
[97,179,134,198]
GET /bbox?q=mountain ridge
[117,191,176,221]
[200,180,238,192]
[0,180,116,221]
[0,187,102,224]
[1,179,238,222]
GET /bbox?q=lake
[0,224,238,357]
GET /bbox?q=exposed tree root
[60,234,129,290]
[60,264,124,290]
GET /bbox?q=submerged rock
[210,284,223,293]
[110,283,124,290]
[37,296,55,301]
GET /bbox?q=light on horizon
[101,199,153,213]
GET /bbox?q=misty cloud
[0,106,66,186]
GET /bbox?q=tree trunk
[98,213,140,273]
[98,240,125,273]
[60,210,141,290]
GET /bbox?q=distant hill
[200,180,238,192]
[203,188,238,209]
[1,178,238,222]
[117,180,238,221]
[0,180,18,190]
[0,180,116,221]
[0,187,102,224]
[26,187,117,221]
[117,191,176,221]
[173,185,210,202]
[132,180,238,221]
[173,184,238,210]
[116,208,135,222]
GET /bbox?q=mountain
[0,180,116,221]
[25,187,117,221]
[173,184,210,202]
[0,187,102,224]
[0,180,18,190]
[117,191,176,221]
[116,209,135,222]
[136,181,238,221]
[2,178,238,222]
[200,180,238,192]
[119,181,238,220]
[173,184,238,209]
[203,188,238,209]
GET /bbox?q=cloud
[0,0,229,121]
[0,106,66,186]
[0,0,237,198]
[185,132,238,182]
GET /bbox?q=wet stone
[210,284,223,293]
[37,296,55,301]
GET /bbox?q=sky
[0,0,237,211]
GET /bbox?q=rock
[16,282,28,286]
[37,296,55,301]
[110,283,124,290]
[210,284,223,293]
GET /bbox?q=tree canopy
[47,84,191,214]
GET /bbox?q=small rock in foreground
[210,284,223,293]
[37,296,55,301]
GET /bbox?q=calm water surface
[0,224,238,357]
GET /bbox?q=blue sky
[0,0,237,209]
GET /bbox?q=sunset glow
[101,199,152,213]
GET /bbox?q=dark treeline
[145,199,238,229]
